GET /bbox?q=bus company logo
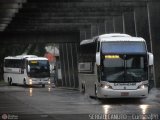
[1,114,8,120]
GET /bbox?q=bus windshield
[102,55,148,82]
[28,60,50,78]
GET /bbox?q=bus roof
[100,36,145,42]
[80,33,145,45]
[4,55,48,61]
[98,33,131,38]
[80,39,94,45]
[26,57,48,61]
[4,55,37,60]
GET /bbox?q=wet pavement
[0,85,160,120]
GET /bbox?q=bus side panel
[14,69,27,84]
[79,64,98,97]
[79,74,97,96]
[3,69,27,85]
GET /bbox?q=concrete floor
[0,85,160,120]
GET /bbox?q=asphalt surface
[0,84,160,120]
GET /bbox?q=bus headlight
[29,79,32,85]
[100,83,112,89]
[48,79,51,84]
[138,84,148,89]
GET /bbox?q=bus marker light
[105,55,120,59]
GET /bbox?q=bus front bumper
[97,88,148,98]
[30,81,50,85]
[28,78,50,85]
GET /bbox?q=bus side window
[79,42,96,74]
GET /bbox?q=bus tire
[23,79,27,87]
[42,84,45,88]
[81,83,85,93]
[95,85,97,97]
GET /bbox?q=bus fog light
[138,84,147,89]
[29,79,32,85]
[100,84,112,89]
[48,79,51,84]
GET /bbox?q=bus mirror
[27,65,30,72]
[96,52,101,66]
[148,52,154,66]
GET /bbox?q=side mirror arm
[96,52,101,66]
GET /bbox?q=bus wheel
[42,84,45,88]
[81,83,85,93]
[95,85,97,97]
[23,79,27,87]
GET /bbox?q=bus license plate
[121,92,129,96]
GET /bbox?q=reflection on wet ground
[0,85,159,120]
[29,88,33,96]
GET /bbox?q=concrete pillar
[123,12,136,36]
[80,27,92,41]
[91,22,107,37]
[114,16,123,33]
[85,28,92,39]
[59,44,67,87]
[72,43,79,88]
[80,30,86,41]
[59,43,79,88]
[122,13,126,33]
[134,7,151,51]
[98,23,106,35]
[105,19,114,33]
[91,24,99,37]
[147,2,160,87]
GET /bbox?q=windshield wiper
[107,80,124,83]
[124,80,141,82]
[107,80,141,83]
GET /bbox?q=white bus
[4,55,50,87]
[78,33,154,98]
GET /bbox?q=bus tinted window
[102,42,146,54]
[102,55,148,82]
[28,60,50,78]
[79,43,96,62]
[4,59,24,68]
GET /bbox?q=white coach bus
[4,55,50,87]
[78,33,154,98]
